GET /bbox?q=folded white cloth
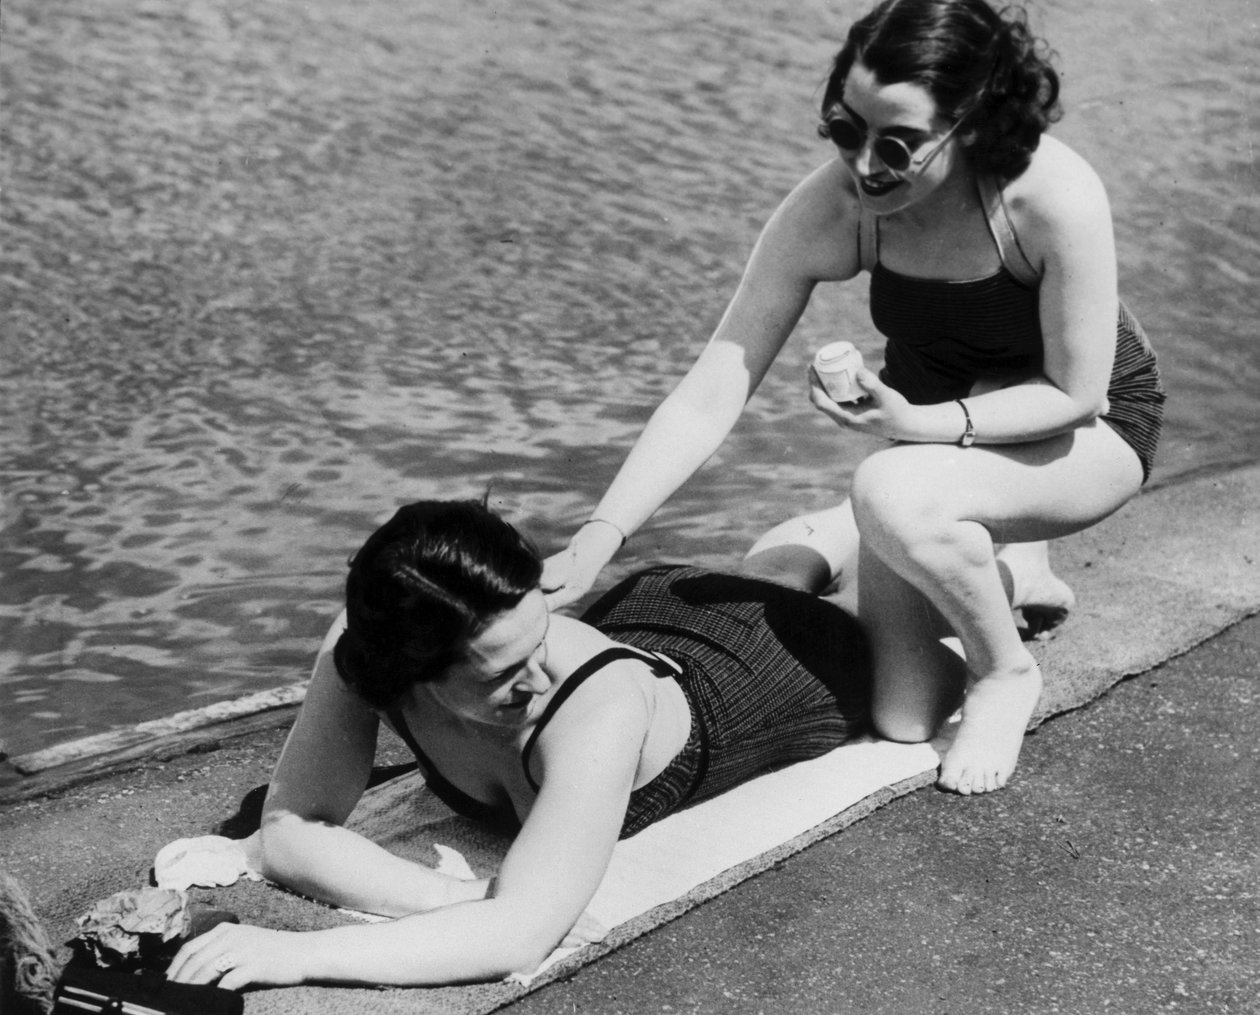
[153,834,263,891]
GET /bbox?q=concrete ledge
[0,685,306,804]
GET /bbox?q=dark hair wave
[821,0,1061,179]
[333,498,543,709]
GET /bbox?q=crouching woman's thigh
[848,443,971,558]
[850,428,1144,546]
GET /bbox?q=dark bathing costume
[865,174,1165,482]
[385,566,870,839]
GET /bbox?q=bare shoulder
[1001,135,1114,263]
[540,615,654,724]
[757,158,864,283]
[530,648,653,782]
[544,613,618,673]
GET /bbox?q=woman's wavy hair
[333,498,543,709]
[821,0,1061,179]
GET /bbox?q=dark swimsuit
[864,175,1165,482]
[386,566,870,839]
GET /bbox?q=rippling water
[2,0,1257,756]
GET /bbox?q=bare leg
[857,492,1041,794]
[858,541,966,742]
[996,541,1075,638]
[739,501,859,600]
[740,502,1074,635]
[852,422,1142,795]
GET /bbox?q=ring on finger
[213,954,237,975]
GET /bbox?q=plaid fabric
[581,565,871,838]
[1101,303,1165,483]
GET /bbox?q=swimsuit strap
[520,646,681,794]
[384,703,511,827]
[977,173,1040,288]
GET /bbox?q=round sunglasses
[819,115,966,173]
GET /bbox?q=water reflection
[2,0,1257,755]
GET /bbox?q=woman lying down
[167,497,884,989]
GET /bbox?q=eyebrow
[835,99,866,128]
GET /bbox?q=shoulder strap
[384,703,436,773]
[384,704,512,826]
[977,174,1040,288]
[520,646,677,793]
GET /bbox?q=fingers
[166,926,228,985]
[808,366,876,420]
[543,584,584,612]
[809,379,859,425]
[541,550,582,610]
[167,926,262,990]
[539,549,573,593]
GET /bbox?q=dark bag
[53,961,243,1015]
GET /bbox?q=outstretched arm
[168,660,652,988]
[544,161,862,609]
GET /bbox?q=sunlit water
[2,0,1257,757]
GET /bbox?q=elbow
[478,904,572,979]
[1038,375,1108,428]
[1076,391,1111,425]
[256,828,292,884]
[256,813,311,884]
[506,927,572,979]
[497,940,554,980]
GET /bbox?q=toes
[937,764,972,795]
[939,763,1008,795]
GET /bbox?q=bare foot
[937,654,1043,795]
[996,543,1076,639]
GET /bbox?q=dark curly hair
[333,499,543,709]
[821,0,1061,179]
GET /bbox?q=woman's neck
[883,165,980,232]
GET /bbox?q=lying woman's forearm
[260,815,487,917]
[297,897,561,986]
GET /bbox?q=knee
[852,453,947,552]
[852,452,932,533]
[871,707,937,744]
[737,546,832,593]
[852,452,990,573]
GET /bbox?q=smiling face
[828,60,969,215]
[425,588,553,729]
